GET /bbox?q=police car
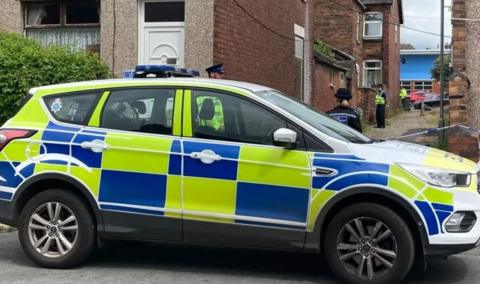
[0,66,479,284]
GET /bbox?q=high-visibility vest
[400,89,408,99]
[375,93,386,105]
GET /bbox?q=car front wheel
[18,189,95,268]
[324,202,415,284]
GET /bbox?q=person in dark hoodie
[327,88,363,133]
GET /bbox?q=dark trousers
[376,104,385,128]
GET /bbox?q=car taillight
[0,129,36,152]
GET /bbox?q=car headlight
[399,164,471,188]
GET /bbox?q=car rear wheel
[324,202,415,284]
[18,189,95,268]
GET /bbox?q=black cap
[205,64,224,74]
[335,88,352,100]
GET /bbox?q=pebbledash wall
[99,0,215,78]
[0,0,308,99]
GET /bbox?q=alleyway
[365,109,441,145]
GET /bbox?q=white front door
[138,0,185,66]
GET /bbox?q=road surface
[0,232,479,284]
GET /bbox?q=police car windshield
[256,90,371,144]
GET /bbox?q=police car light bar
[130,65,200,79]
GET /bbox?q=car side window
[192,90,286,145]
[44,92,100,125]
[101,88,175,135]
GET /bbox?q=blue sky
[401,0,452,50]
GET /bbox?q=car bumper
[424,237,480,259]
[0,199,16,227]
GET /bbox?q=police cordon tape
[393,124,480,140]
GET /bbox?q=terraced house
[0,0,312,100]
[0,0,403,120]
[313,0,403,120]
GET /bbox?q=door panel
[182,89,312,248]
[95,88,183,241]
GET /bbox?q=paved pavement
[365,109,440,141]
[1,232,480,284]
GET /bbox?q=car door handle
[81,140,109,153]
[190,150,222,164]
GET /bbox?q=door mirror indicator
[273,128,297,149]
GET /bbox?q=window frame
[98,87,178,136]
[24,0,100,29]
[42,91,103,126]
[187,88,324,151]
[363,12,383,40]
[356,12,361,43]
[363,60,383,88]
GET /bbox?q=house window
[364,12,383,39]
[363,60,382,87]
[356,12,361,43]
[294,24,305,100]
[339,72,347,88]
[24,0,100,51]
[356,63,361,88]
[329,68,335,86]
[144,1,185,22]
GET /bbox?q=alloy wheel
[336,217,398,280]
[27,202,79,258]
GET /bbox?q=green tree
[430,54,452,82]
[0,32,112,123]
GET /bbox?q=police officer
[205,63,224,79]
[374,84,387,128]
[400,87,409,111]
[327,88,363,133]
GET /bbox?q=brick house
[447,0,480,161]
[0,0,311,100]
[313,0,403,120]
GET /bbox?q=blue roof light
[131,65,200,78]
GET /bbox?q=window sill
[329,84,335,88]
[363,37,383,41]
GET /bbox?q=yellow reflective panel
[70,166,101,197]
[88,91,110,127]
[5,98,49,128]
[34,163,68,174]
[388,164,424,199]
[307,189,335,231]
[102,132,172,175]
[423,187,454,205]
[165,175,182,218]
[424,148,477,173]
[173,90,183,136]
[183,177,236,217]
[182,90,192,137]
[238,146,310,189]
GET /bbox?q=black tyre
[18,189,95,268]
[324,202,415,284]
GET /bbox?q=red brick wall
[452,0,466,72]
[213,0,307,97]
[313,0,364,107]
[363,3,401,115]
[311,63,343,112]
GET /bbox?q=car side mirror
[273,128,297,149]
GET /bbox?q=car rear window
[44,92,101,125]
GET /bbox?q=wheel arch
[305,187,429,258]
[12,172,104,231]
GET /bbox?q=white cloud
[401,0,452,49]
